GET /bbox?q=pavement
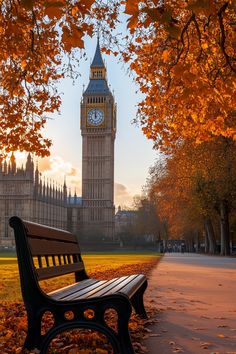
[144,253,236,354]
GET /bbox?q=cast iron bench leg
[130,280,148,319]
[117,299,135,354]
[24,310,42,350]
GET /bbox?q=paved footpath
[144,253,236,354]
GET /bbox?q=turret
[26,153,34,179]
[3,160,7,174]
[35,161,39,182]
[10,153,16,174]
[0,156,3,174]
[34,162,39,197]
[68,188,71,204]
[63,177,67,203]
[42,177,46,200]
[74,189,77,204]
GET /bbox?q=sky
[17,36,158,208]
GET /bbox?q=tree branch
[218,2,236,74]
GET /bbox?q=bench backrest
[9,216,87,302]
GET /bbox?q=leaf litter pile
[0,258,160,354]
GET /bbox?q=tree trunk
[220,200,230,256]
[195,230,199,253]
[204,218,216,254]
[204,225,209,254]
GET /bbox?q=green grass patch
[0,252,160,302]
[0,252,16,258]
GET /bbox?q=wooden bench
[9,216,148,354]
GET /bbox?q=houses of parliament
[0,40,116,248]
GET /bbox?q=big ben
[80,39,116,239]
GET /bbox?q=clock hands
[88,108,104,126]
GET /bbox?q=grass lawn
[0,252,160,302]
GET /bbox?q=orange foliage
[0,0,124,157]
[0,0,96,157]
[147,138,236,241]
[2,1,235,157]
[122,0,236,152]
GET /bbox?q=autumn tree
[133,196,162,246]
[123,0,236,151]
[147,138,236,255]
[191,138,236,255]
[0,0,121,157]
[147,152,204,251]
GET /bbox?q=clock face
[87,108,104,126]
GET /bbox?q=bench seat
[48,274,146,301]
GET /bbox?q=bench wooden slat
[62,278,118,301]
[107,274,146,298]
[48,279,98,300]
[37,262,84,280]
[29,238,80,256]
[24,221,76,243]
[87,275,139,298]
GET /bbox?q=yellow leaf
[21,60,27,70]
[162,50,170,62]
[201,42,208,49]
[71,6,79,17]
[192,113,198,122]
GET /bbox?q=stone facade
[0,154,69,248]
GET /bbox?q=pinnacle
[91,37,105,68]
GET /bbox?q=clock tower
[80,39,116,239]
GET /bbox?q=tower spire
[91,37,105,68]
[86,37,108,87]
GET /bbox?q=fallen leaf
[169,341,175,345]
[217,325,229,328]
[200,342,212,349]
[149,333,161,337]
